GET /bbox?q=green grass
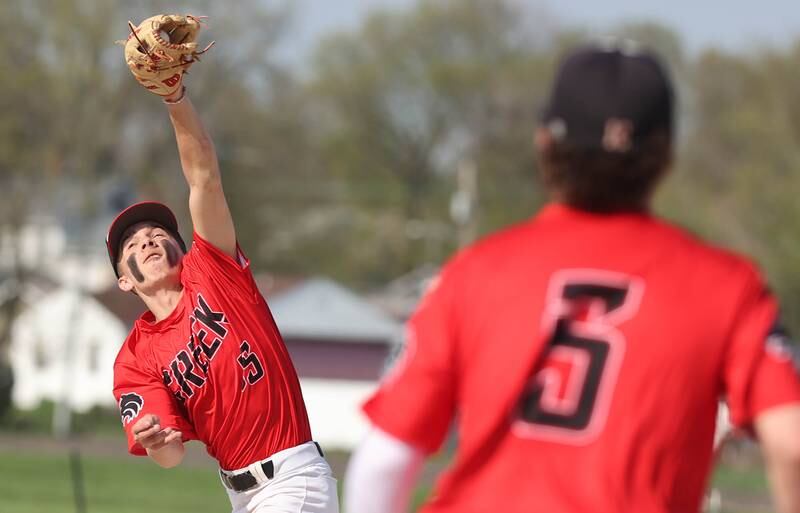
[0,447,428,513]
[0,445,771,513]
[412,487,432,510]
[0,451,230,513]
[712,464,769,493]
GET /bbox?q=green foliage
[1,0,799,325]
[655,43,800,332]
[305,0,553,280]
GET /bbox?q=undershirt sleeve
[362,262,461,454]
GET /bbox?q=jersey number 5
[513,270,643,444]
[238,341,265,390]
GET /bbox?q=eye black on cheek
[163,240,181,267]
[126,254,145,283]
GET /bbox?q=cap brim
[106,201,184,277]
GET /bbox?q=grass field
[0,450,231,513]
[0,441,772,513]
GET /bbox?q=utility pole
[52,278,81,439]
[52,231,89,513]
[450,158,478,248]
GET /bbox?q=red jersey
[364,203,800,513]
[113,233,311,470]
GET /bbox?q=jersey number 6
[513,270,643,444]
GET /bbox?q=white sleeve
[345,425,426,513]
[714,401,733,449]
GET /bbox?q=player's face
[117,222,184,293]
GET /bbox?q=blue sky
[282,0,800,59]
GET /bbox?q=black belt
[220,442,324,492]
[221,460,274,492]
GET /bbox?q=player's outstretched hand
[119,14,214,97]
[132,414,183,451]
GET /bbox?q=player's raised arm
[121,14,234,257]
[164,91,237,258]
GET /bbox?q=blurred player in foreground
[345,41,800,513]
[108,15,338,513]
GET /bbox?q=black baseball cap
[106,201,187,278]
[539,40,674,152]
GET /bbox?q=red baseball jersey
[364,203,800,513]
[113,233,311,470]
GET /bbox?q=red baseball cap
[106,201,187,277]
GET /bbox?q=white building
[266,277,403,450]
[7,271,404,450]
[9,286,127,413]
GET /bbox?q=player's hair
[538,132,672,213]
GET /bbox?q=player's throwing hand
[132,414,182,451]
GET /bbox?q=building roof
[91,273,299,330]
[253,273,307,299]
[367,263,439,321]
[268,277,402,344]
[92,285,146,328]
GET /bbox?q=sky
[282,0,800,59]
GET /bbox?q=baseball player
[109,15,338,513]
[345,43,800,513]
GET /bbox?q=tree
[306,0,558,282]
[0,0,297,355]
[656,44,800,332]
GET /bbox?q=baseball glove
[121,14,214,97]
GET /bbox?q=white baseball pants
[222,442,339,513]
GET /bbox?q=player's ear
[117,273,135,293]
[534,126,553,153]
